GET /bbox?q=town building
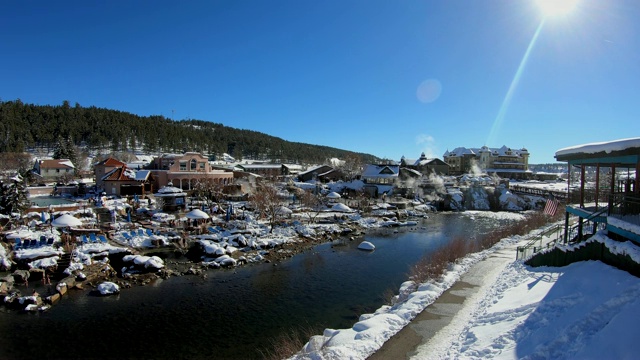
[101,166,155,197]
[32,159,75,183]
[233,164,283,179]
[296,165,335,183]
[443,145,531,179]
[555,137,640,244]
[148,152,234,190]
[94,157,126,190]
[361,164,400,198]
[400,153,449,175]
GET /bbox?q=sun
[536,0,579,17]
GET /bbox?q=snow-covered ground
[422,260,640,359]
[293,224,640,360]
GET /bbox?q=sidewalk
[368,238,526,360]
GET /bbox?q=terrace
[555,138,640,244]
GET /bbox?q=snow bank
[97,282,120,295]
[122,255,165,270]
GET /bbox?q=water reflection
[0,213,519,359]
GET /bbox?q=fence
[515,224,564,261]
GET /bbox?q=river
[0,212,521,359]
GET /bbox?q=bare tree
[192,178,225,206]
[250,183,285,233]
[299,190,326,224]
[0,153,32,181]
[339,153,364,181]
[154,197,166,212]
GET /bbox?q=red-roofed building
[32,159,75,182]
[94,157,126,189]
[102,166,154,196]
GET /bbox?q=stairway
[53,252,73,280]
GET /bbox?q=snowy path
[410,244,640,359]
[369,237,523,360]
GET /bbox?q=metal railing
[608,194,640,218]
[516,224,564,261]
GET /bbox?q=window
[199,162,205,170]
[179,161,187,171]
[190,159,197,171]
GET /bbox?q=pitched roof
[102,166,151,182]
[361,164,400,178]
[38,159,75,169]
[96,157,126,167]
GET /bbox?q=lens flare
[537,0,578,17]
[487,20,545,147]
[416,79,442,103]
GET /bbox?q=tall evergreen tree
[52,134,79,175]
[64,135,78,175]
[52,135,67,160]
[0,173,30,216]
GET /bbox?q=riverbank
[288,211,564,359]
[0,203,422,313]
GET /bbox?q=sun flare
[536,0,578,17]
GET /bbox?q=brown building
[149,152,234,190]
[94,157,127,190]
[102,166,155,196]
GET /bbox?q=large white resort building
[443,145,531,179]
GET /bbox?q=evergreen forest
[0,99,379,165]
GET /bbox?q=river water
[0,212,519,359]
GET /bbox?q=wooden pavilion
[555,138,640,244]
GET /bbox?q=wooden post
[578,217,583,242]
[633,161,640,196]
[609,164,616,214]
[564,211,569,244]
[580,164,585,208]
[595,164,600,211]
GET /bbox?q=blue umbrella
[134,194,139,204]
[41,211,46,223]
[225,206,230,222]
[126,210,131,223]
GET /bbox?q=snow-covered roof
[154,186,187,197]
[236,164,282,170]
[298,165,332,177]
[400,167,422,177]
[283,164,304,170]
[102,167,151,182]
[361,164,399,178]
[555,137,640,159]
[37,159,75,169]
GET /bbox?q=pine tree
[64,135,78,175]
[52,135,67,160]
[0,174,29,216]
[52,135,78,175]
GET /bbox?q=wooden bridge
[509,185,566,201]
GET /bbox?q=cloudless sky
[1,0,638,164]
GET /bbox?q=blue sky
[1,0,638,164]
